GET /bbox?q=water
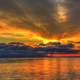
[0,58,80,80]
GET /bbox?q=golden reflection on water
[0,58,79,80]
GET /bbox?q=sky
[0,0,80,44]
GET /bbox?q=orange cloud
[0,21,80,45]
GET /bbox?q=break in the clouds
[0,0,80,42]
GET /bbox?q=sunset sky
[0,0,80,44]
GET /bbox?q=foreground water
[0,58,80,80]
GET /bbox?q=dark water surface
[0,58,80,80]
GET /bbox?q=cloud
[0,0,80,43]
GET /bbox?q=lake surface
[0,58,80,80]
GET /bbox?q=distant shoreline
[0,54,79,63]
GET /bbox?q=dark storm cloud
[64,0,80,32]
[0,0,80,38]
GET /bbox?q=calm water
[0,58,80,80]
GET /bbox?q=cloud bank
[0,0,80,43]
